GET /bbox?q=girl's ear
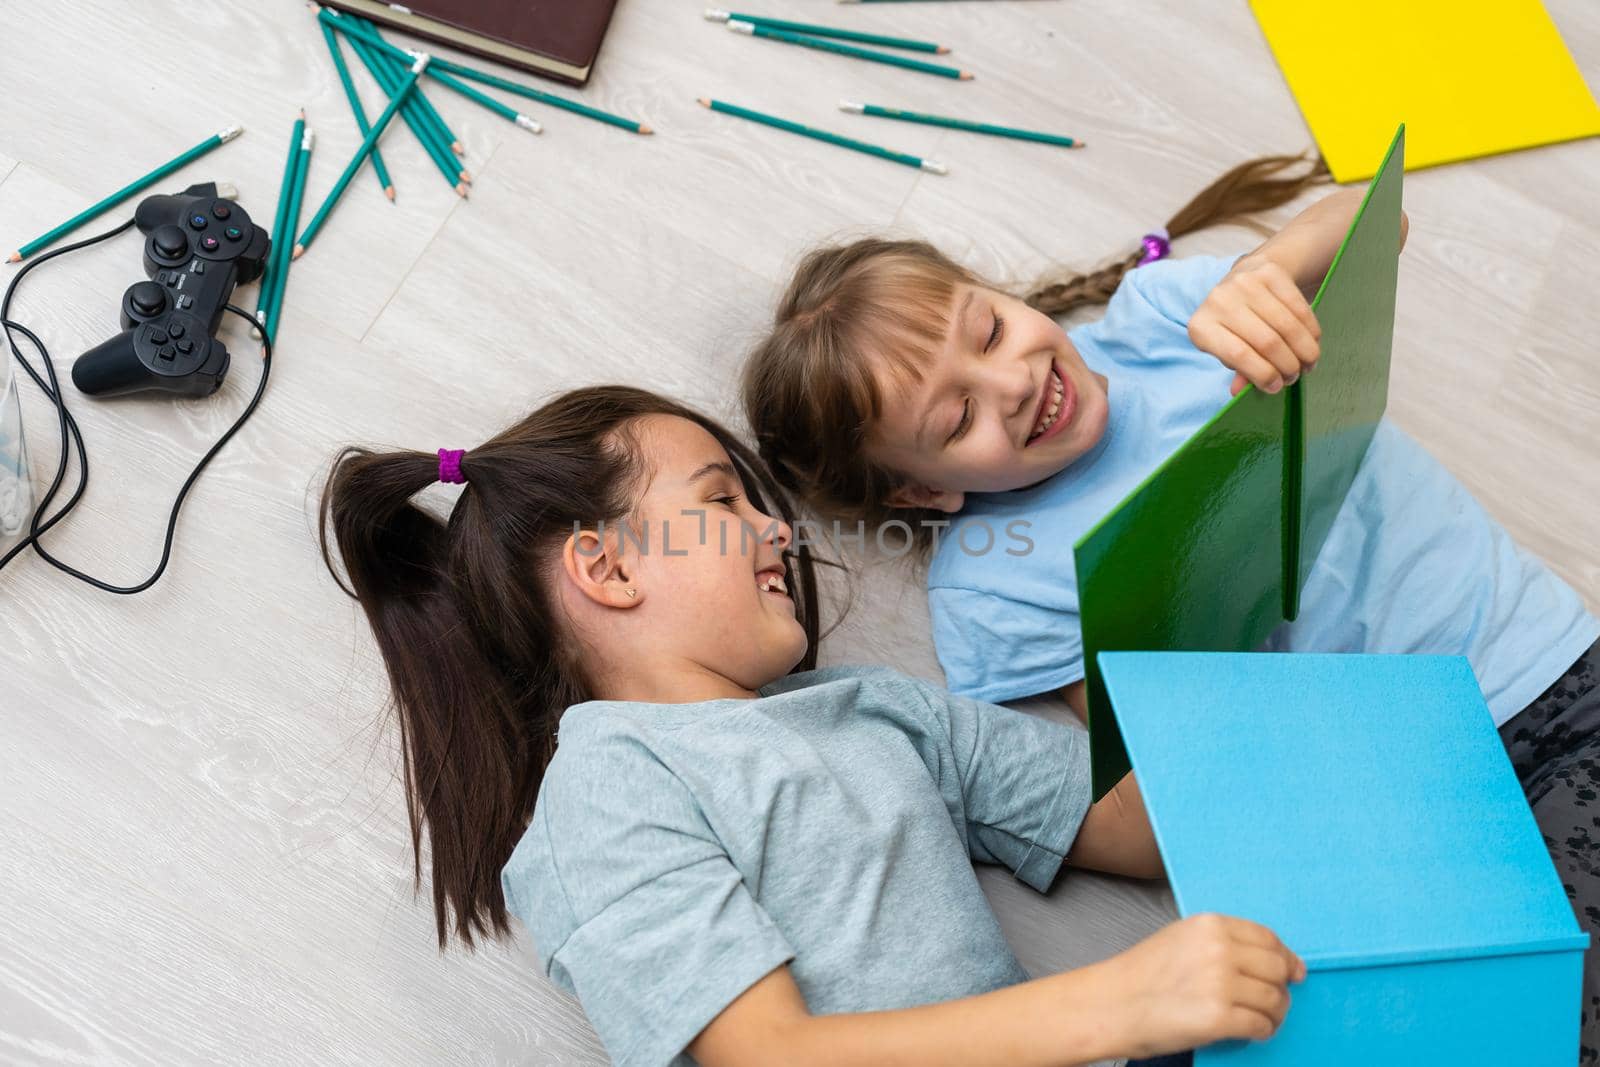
[885,484,965,513]
[561,525,645,609]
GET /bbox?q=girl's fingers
[1207,322,1286,393]
[1231,944,1298,988]
[1248,288,1320,371]
[1220,916,1284,948]
[1228,975,1292,1033]
[1230,371,1248,396]
[1259,267,1321,344]
[1223,920,1307,982]
[1232,307,1303,384]
[1223,1005,1279,1043]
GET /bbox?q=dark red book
[322,0,619,87]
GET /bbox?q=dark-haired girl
[321,386,1301,1067]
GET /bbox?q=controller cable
[0,216,272,593]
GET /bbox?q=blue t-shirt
[929,255,1598,726]
[501,665,1091,1067]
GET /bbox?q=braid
[1025,151,1332,317]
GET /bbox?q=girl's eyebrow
[956,289,975,332]
[686,461,739,485]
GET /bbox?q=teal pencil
[407,64,464,155]
[430,55,654,134]
[8,125,242,263]
[348,34,470,192]
[702,8,947,53]
[320,22,395,199]
[318,11,542,134]
[727,20,972,79]
[337,14,464,187]
[698,97,947,173]
[265,127,314,342]
[426,65,544,133]
[294,55,429,258]
[343,13,464,157]
[370,45,471,181]
[321,10,650,134]
[256,112,305,332]
[841,100,1083,147]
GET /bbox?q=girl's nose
[763,515,793,551]
[994,360,1035,422]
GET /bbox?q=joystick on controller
[71,183,270,398]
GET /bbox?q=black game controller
[72,182,270,398]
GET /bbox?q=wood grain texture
[0,1,1594,1065]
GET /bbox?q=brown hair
[743,152,1331,554]
[319,386,825,949]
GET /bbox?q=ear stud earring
[624,588,637,599]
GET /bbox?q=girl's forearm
[1241,187,1404,298]
[777,963,1133,1067]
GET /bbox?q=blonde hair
[742,152,1331,556]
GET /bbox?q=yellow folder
[1250,0,1600,181]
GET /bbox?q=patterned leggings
[1501,638,1600,1064]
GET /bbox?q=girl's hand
[1188,256,1321,396]
[1099,913,1306,1057]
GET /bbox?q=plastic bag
[0,355,32,545]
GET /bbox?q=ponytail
[319,386,825,948]
[1025,152,1332,316]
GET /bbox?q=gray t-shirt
[501,664,1093,1067]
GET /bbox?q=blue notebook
[1098,651,1586,1065]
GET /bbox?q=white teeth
[1030,369,1067,441]
[760,573,788,594]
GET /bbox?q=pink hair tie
[437,448,466,484]
[1136,227,1171,267]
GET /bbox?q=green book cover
[1074,125,1405,800]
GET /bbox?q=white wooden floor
[2,2,1596,1064]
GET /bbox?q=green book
[1074,125,1405,799]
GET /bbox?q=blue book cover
[1098,651,1586,1064]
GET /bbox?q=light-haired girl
[741,155,1600,1055]
[320,385,1302,1067]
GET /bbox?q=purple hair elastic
[1136,227,1171,267]
[437,448,466,485]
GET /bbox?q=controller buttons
[188,214,209,231]
[148,329,169,346]
[176,339,195,355]
[158,344,176,362]
[177,295,194,309]
[189,259,205,274]
[211,202,231,220]
[200,236,219,252]
[168,323,186,339]
[224,226,243,242]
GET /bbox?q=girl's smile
[1026,359,1075,446]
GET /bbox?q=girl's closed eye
[986,312,1005,351]
[945,399,973,445]
[943,310,1002,446]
